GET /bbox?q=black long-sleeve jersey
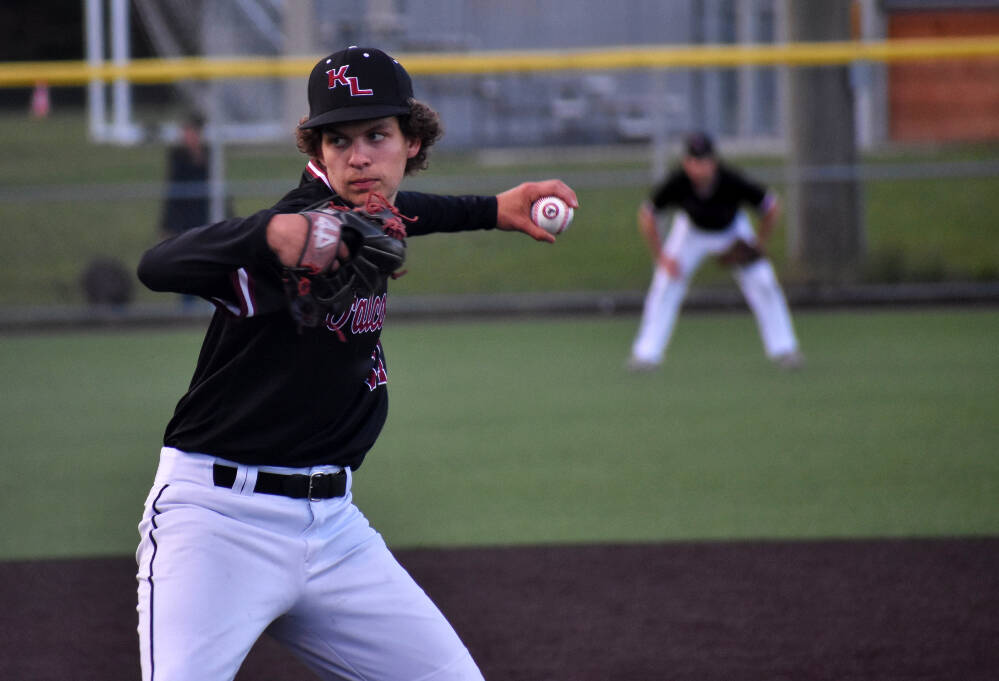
[651,163,773,231]
[138,172,497,469]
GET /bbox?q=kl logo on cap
[327,66,374,97]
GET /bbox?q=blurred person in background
[159,113,211,241]
[628,131,802,371]
[158,113,218,310]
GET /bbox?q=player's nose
[347,143,372,167]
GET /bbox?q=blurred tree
[784,0,865,284]
[0,0,82,61]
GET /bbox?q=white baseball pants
[136,447,483,681]
[631,211,799,364]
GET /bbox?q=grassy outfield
[1,111,999,305]
[1,307,997,561]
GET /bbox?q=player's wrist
[267,214,309,267]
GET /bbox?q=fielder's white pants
[136,447,483,681]
[631,211,799,364]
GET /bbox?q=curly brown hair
[295,99,443,175]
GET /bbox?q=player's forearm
[138,210,277,294]
[756,194,780,244]
[638,205,661,257]
[395,180,575,242]
[395,191,498,236]
[266,213,309,267]
[758,218,776,244]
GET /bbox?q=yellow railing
[2,37,998,87]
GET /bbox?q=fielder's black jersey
[138,172,497,469]
[651,163,771,231]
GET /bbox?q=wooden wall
[887,10,999,142]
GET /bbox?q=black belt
[213,463,347,501]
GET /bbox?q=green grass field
[1,308,997,561]
[1,111,998,305]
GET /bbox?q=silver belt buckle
[307,473,325,502]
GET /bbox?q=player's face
[319,116,421,207]
[682,155,718,186]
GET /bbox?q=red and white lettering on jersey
[365,342,388,391]
[325,292,388,337]
[326,65,374,96]
[212,269,387,336]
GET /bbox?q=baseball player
[135,46,577,681]
[627,131,802,371]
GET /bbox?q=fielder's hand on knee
[658,254,681,278]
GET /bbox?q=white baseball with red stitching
[531,196,574,236]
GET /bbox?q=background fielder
[628,131,802,370]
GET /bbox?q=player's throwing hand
[496,180,578,243]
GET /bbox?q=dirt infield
[3,537,997,680]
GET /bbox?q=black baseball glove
[282,196,409,329]
[717,239,763,267]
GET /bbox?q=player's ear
[405,137,421,160]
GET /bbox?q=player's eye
[368,131,386,143]
[323,132,349,149]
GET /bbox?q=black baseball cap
[299,46,413,129]
[684,131,715,158]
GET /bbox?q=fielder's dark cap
[684,131,715,158]
[300,46,413,130]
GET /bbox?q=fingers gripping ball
[283,197,408,330]
[531,196,574,236]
